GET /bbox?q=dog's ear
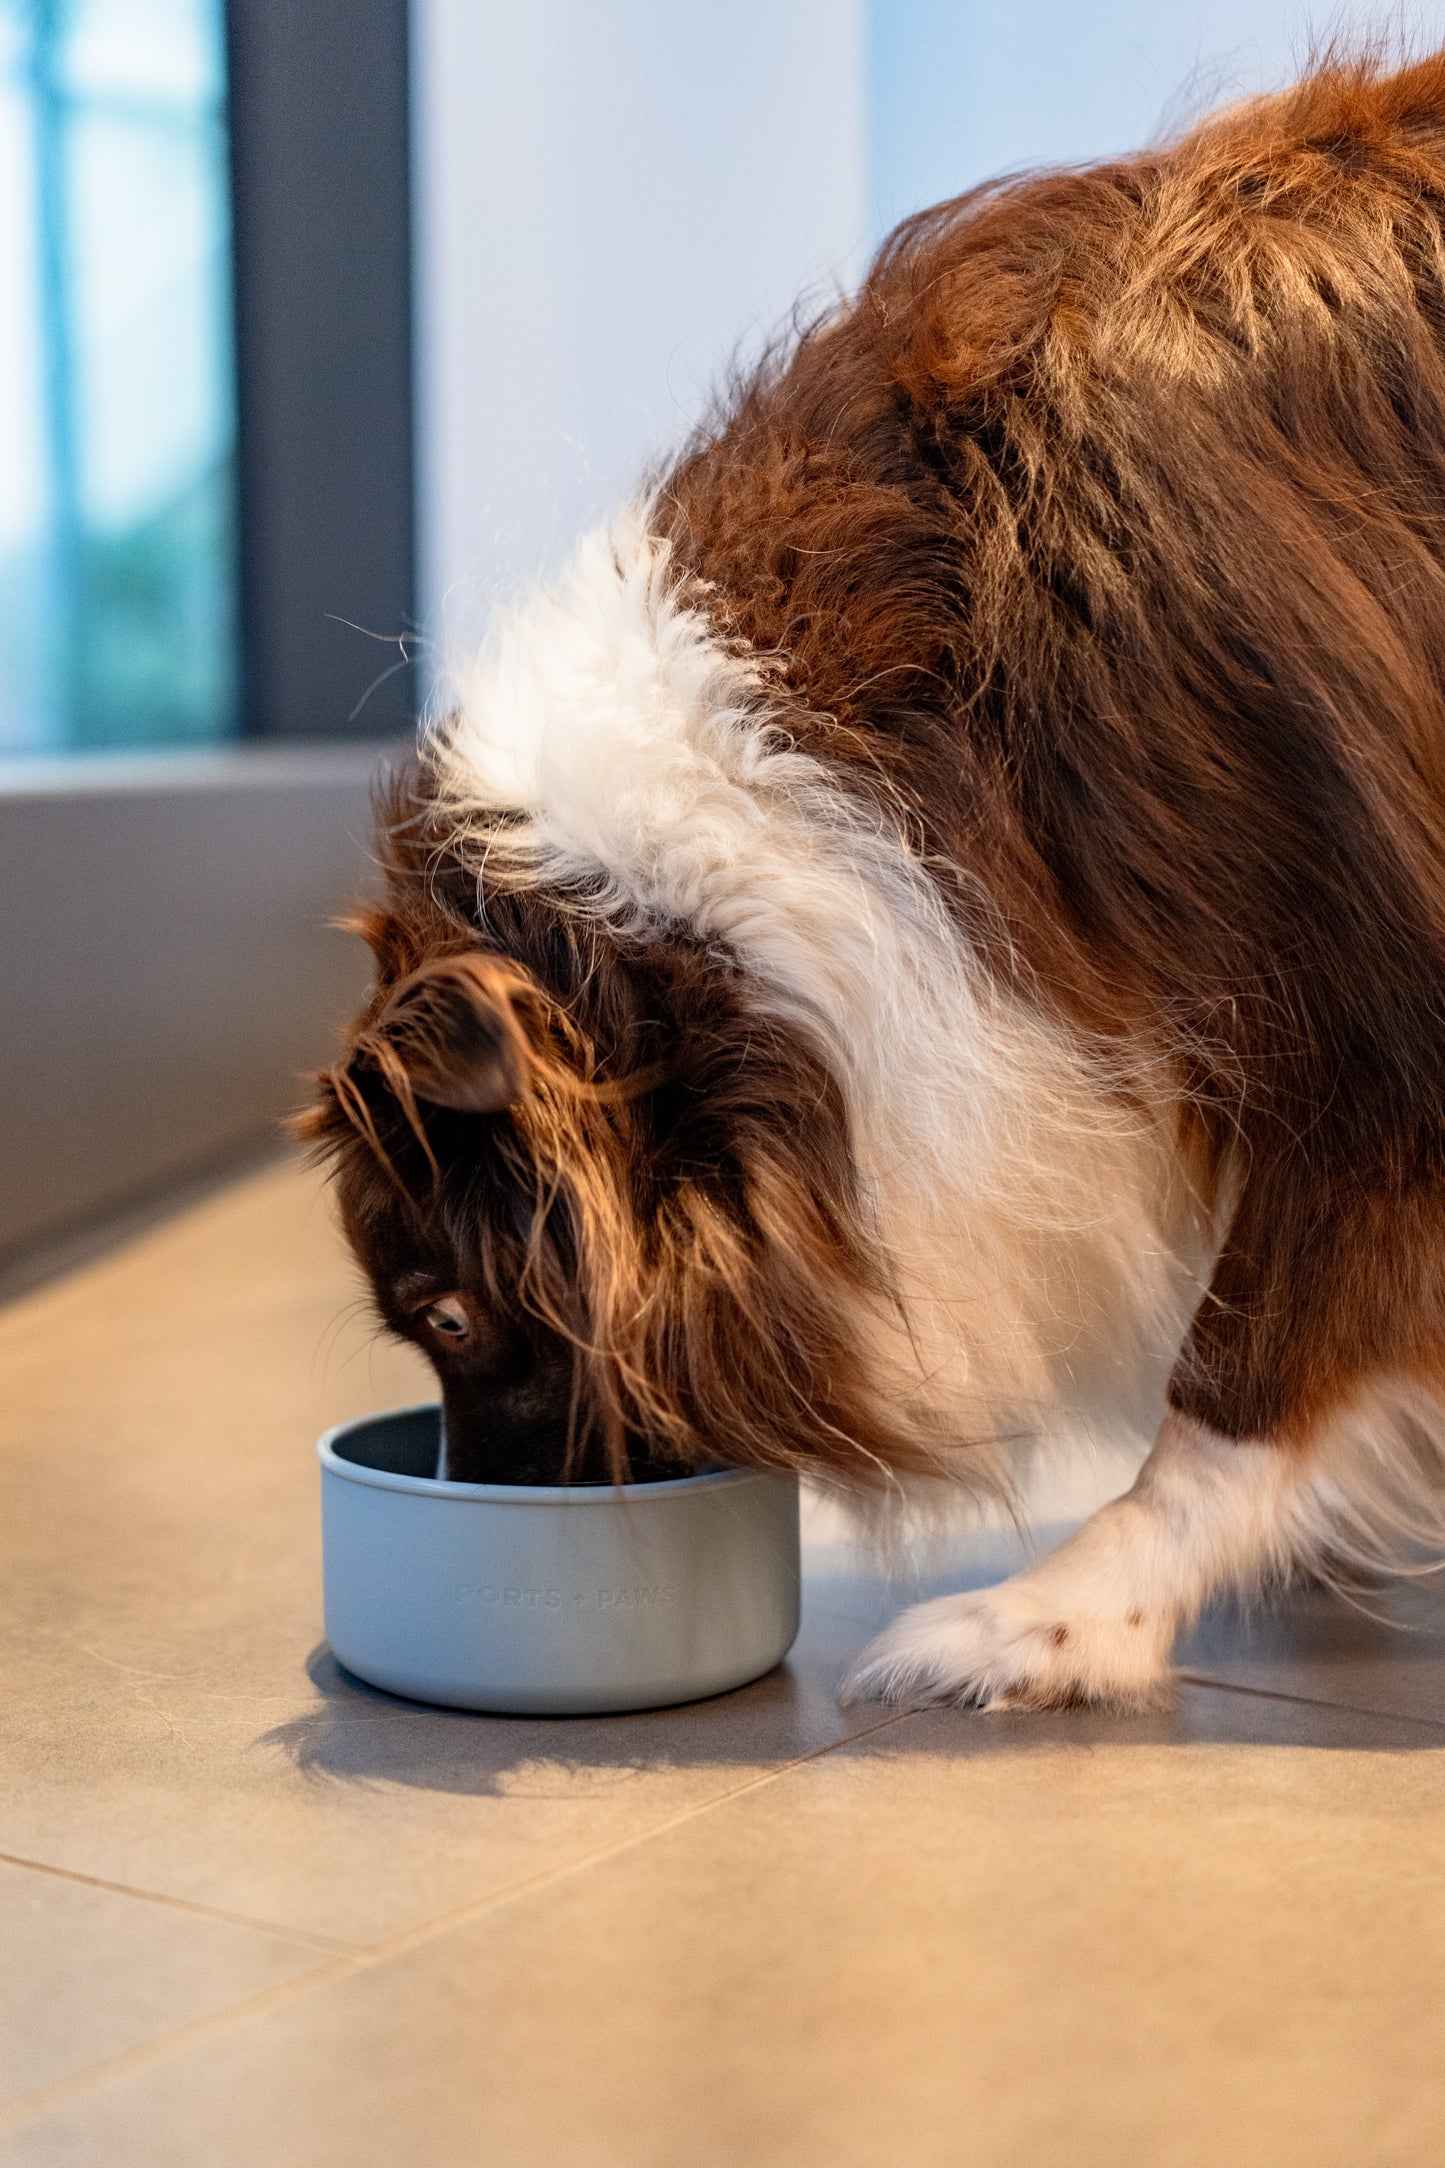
[356,953,532,1115]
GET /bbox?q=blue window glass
[0,0,237,753]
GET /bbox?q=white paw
[841,1580,1174,1712]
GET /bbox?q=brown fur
[302,777,927,1484]
[308,52,1445,1483]
[658,48,1445,1446]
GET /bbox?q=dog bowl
[317,1404,801,1715]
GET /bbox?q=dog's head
[300,782,920,1487]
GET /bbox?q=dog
[303,53,1445,1711]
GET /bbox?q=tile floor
[2,1158,1443,2165]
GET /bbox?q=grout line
[366,1707,916,1969]
[1177,1671,1445,1736]
[0,1708,913,2138]
[0,1849,357,1955]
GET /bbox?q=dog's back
[659,51,1445,1450]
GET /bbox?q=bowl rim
[317,1402,788,1506]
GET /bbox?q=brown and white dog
[304,54,1445,1710]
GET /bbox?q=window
[0,0,238,754]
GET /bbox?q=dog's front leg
[842,1413,1315,1710]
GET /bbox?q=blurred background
[1,0,1438,1289]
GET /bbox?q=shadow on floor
[259,1584,1445,1797]
[1180,1573,1445,1671]
[258,1639,863,1796]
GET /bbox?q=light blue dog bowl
[317,1404,801,1716]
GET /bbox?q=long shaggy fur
[305,52,1445,1693]
[428,515,1203,1492]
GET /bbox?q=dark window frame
[225,0,417,742]
[0,6,418,1279]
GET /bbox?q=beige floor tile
[1179,1574,1445,1727]
[0,1855,324,2107]
[0,1161,888,1946]
[10,1153,1445,2165]
[4,1680,1440,2168]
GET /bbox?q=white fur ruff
[427,508,1205,1498]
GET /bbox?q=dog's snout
[437,1329,581,1486]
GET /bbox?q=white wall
[413,0,1445,671]
[868,0,1445,236]
[411,0,867,666]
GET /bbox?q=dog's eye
[421,1296,471,1341]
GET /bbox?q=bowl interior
[325,1406,738,1495]
[330,1405,441,1479]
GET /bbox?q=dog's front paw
[841,1582,1172,1712]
